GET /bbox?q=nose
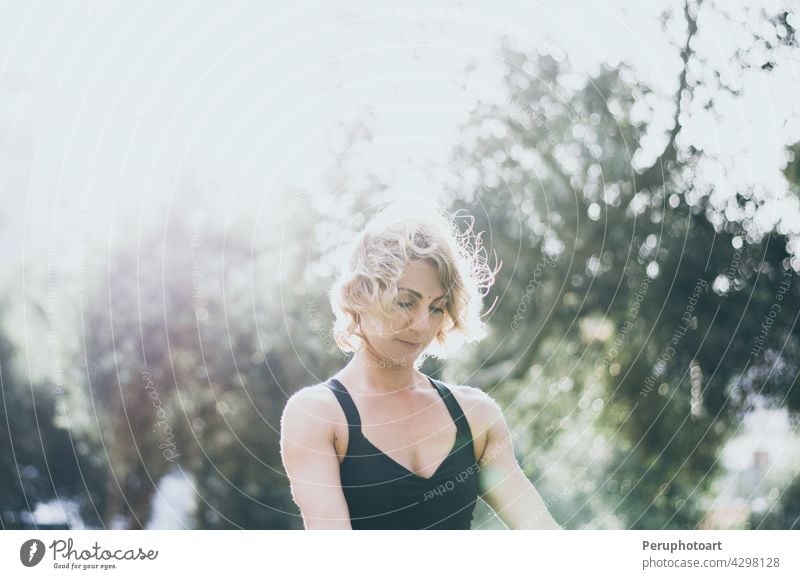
[408,306,432,334]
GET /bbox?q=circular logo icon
[20,539,46,567]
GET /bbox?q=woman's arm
[280,386,352,529]
[474,393,562,530]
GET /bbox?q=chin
[361,346,410,368]
[372,355,412,369]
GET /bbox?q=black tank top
[326,376,480,530]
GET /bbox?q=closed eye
[397,301,445,314]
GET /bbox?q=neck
[340,349,427,394]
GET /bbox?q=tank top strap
[428,377,472,440]
[326,378,364,445]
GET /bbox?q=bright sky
[1,0,798,373]
[1,0,798,275]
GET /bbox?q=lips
[397,339,422,348]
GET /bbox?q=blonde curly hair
[329,201,499,360]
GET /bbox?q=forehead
[397,261,446,299]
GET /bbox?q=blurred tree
[444,0,799,528]
[0,306,102,529]
[75,175,301,528]
[53,117,385,529]
[749,471,800,530]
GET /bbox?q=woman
[280,202,561,530]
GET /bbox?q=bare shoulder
[442,383,506,459]
[447,383,504,425]
[280,383,342,434]
[279,383,352,528]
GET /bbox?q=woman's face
[359,260,448,366]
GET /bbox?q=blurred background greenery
[1,0,799,529]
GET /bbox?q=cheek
[366,314,408,337]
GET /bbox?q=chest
[333,389,485,477]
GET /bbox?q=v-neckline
[331,377,460,481]
[361,432,458,481]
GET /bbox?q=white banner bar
[2,531,798,578]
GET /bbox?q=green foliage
[443,35,799,528]
[749,472,800,529]
[0,311,103,529]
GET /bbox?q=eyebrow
[398,287,447,302]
